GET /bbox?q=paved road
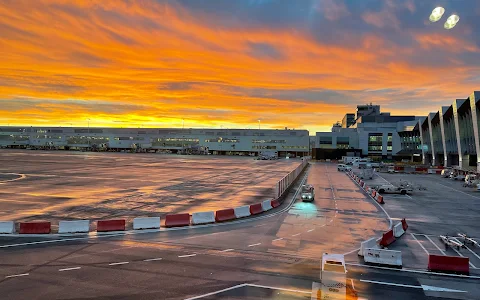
[1,163,479,299]
[0,149,299,224]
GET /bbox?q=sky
[0,0,479,133]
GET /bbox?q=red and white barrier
[0,221,15,234]
[401,218,408,231]
[364,248,402,267]
[375,194,385,204]
[428,254,469,274]
[234,205,251,218]
[133,217,161,230]
[97,219,125,232]
[19,222,51,234]
[165,213,190,227]
[59,220,90,233]
[262,199,273,211]
[191,212,215,225]
[393,222,405,238]
[379,229,396,247]
[250,203,263,215]
[215,208,236,222]
[271,199,280,208]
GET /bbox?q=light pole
[258,119,261,130]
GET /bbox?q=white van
[337,164,351,172]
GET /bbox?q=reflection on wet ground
[0,150,300,223]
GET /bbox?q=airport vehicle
[465,174,477,183]
[450,170,466,181]
[359,167,374,179]
[387,166,395,173]
[352,158,371,168]
[375,183,413,195]
[441,169,452,177]
[337,164,351,172]
[341,156,360,164]
[301,184,315,202]
[440,235,465,250]
[458,233,479,247]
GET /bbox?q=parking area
[0,150,300,224]
[346,170,480,273]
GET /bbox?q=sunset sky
[1,0,479,133]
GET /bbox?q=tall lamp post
[258,119,261,130]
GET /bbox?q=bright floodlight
[444,14,460,29]
[429,7,445,22]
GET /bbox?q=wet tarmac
[0,150,299,223]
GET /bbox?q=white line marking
[411,233,430,255]
[449,238,477,269]
[405,194,413,199]
[220,249,234,252]
[343,247,361,256]
[272,238,283,241]
[291,233,301,237]
[255,224,266,227]
[143,258,162,262]
[248,243,261,247]
[178,254,197,258]
[246,283,312,294]
[435,182,480,199]
[108,261,129,266]
[58,267,81,272]
[184,283,248,300]
[5,273,29,278]
[425,235,446,255]
[350,279,355,291]
[464,245,480,261]
[360,279,467,292]
[347,262,480,279]
[307,229,314,232]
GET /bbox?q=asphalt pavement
[1,162,479,299]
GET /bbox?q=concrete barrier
[215,208,236,222]
[364,248,402,267]
[250,203,263,215]
[401,218,408,231]
[191,212,215,225]
[58,220,90,233]
[393,222,405,238]
[428,254,469,274]
[358,237,379,256]
[133,217,161,230]
[379,229,396,247]
[234,205,251,218]
[97,219,125,232]
[0,221,15,234]
[165,213,190,227]
[19,222,51,234]
[271,199,280,208]
[262,199,273,211]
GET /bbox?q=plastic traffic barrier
[0,221,15,234]
[364,248,402,267]
[191,212,215,225]
[271,199,280,208]
[58,220,90,233]
[133,217,161,230]
[393,222,405,238]
[428,254,469,274]
[358,237,379,256]
[379,229,396,247]
[97,219,125,232]
[401,218,408,231]
[371,190,377,198]
[376,194,385,204]
[19,222,51,234]
[250,203,263,215]
[262,199,273,211]
[165,213,190,227]
[234,205,251,218]
[215,208,236,222]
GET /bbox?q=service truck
[374,183,413,195]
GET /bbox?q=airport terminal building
[0,127,310,157]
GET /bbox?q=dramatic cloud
[0,0,479,133]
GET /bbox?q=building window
[252,145,277,150]
[319,136,332,144]
[205,138,239,143]
[368,133,383,152]
[252,139,286,143]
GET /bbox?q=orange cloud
[0,0,478,134]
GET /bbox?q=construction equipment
[439,235,465,250]
[458,233,479,247]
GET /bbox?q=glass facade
[368,133,382,152]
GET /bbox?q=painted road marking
[307,229,314,232]
[435,182,480,200]
[178,254,197,258]
[448,238,477,269]
[410,233,430,255]
[108,261,129,266]
[360,279,467,293]
[405,194,413,200]
[220,248,234,252]
[5,273,29,278]
[291,233,301,237]
[58,267,81,272]
[143,258,162,262]
[248,243,261,247]
[424,235,446,255]
[272,238,283,241]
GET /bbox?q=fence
[274,158,310,199]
